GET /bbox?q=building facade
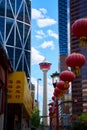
[58,0,72,128]
[58,0,68,72]
[0,44,11,130]
[7,72,33,130]
[70,0,87,115]
[0,0,31,85]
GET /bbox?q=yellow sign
[8,72,32,117]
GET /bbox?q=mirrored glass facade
[58,0,68,72]
[58,0,68,55]
[0,0,31,84]
[58,0,71,126]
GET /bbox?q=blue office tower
[58,0,68,72]
[58,0,72,129]
[0,0,31,84]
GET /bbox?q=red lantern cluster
[53,80,71,100]
[65,53,86,75]
[72,18,87,47]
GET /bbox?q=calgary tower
[39,58,51,126]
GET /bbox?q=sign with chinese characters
[8,72,32,117]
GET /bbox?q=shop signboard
[8,72,32,117]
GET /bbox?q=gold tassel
[75,66,80,75]
[80,36,86,48]
[64,81,69,89]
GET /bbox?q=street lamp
[37,78,41,109]
[51,71,60,84]
[50,71,60,130]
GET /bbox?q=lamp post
[37,78,41,109]
[50,71,60,130]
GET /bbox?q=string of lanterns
[49,18,87,129]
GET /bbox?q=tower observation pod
[39,59,51,126]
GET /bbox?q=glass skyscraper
[58,0,68,55]
[58,0,68,72]
[0,0,31,85]
[58,0,72,128]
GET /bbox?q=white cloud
[35,30,45,36]
[35,30,46,39]
[32,8,44,19]
[47,30,58,39]
[35,35,43,39]
[39,8,47,14]
[32,8,57,28]
[37,18,57,28]
[31,47,44,65]
[40,41,54,50]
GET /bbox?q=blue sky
[31,0,59,115]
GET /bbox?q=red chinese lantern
[72,18,87,47]
[49,110,55,117]
[59,70,75,85]
[65,53,86,75]
[49,107,52,112]
[49,104,55,116]
[56,80,69,90]
[52,95,55,101]
[54,87,65,99]
[49,106,55,115]
[49,111,53,117]
[53,90,59,98]
[49,102,54,106]
[54,107,57,113]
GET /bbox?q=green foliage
[73,113,87,130]
[79,113,87,122]
[31,106,41,128]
